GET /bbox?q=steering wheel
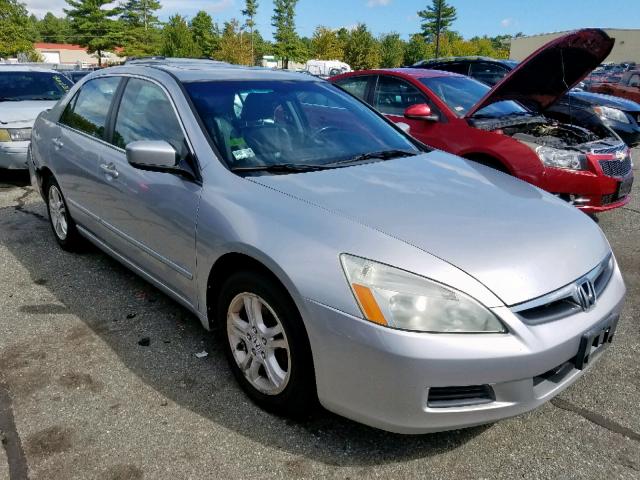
[310,125,342,143]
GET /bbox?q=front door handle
[100,162,119,178]
[52,138,64,149]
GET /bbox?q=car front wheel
[218,270,317,417]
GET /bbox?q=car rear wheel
[45,178,83,251]
[218,270,317,417]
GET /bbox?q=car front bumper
[303,262,626,434]
[0,141,29,169]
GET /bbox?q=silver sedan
[29,59,626,434]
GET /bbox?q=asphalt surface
[0,151,639,480]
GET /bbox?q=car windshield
[420,76,529,118]
[0,71,73,101]
[185,80,420,172]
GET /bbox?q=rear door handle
[52,138,63,149]
[100,162,119,178]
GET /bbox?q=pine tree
[161,14,199,58]
[271,0,303,69]
[418,0,457,58]
[119,0,162,56]
[0,0,40,58]
[65,0,122,66]
[190,11,220,59]
[242,0,258,65]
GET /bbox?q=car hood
[251,152,610,306]
[466,29,614,117]
[0,100,57,126]
[566,90,640,112]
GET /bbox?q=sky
[23,0,640,40]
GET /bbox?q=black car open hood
[465,29,614,117]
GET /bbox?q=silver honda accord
[29,59,626,434]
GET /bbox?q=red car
[331,29,633,214]
[590,70,640,103]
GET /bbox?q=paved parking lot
[0,151,639,480]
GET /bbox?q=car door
[621,73,640,102]
[371,75,450,150]
[55,76,121,232]
[92,76,201,304]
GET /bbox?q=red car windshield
[420,76,529,118]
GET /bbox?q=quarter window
[629,74,640,87]
[60,76,120,139]
[113,78,186,154]
[469,63,509,86]
[373,76,429,116]
[334,76,369,101]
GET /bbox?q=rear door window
[334,76,370,101]
[60,76,120,139]
[373,76,430,116]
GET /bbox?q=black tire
[44,177,84,251]
[217,269,317,418]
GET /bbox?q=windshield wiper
[231,163,332,174]
[329,149,418,166]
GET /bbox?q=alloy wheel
[226,292,291,395]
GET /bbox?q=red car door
[371,75,451,151]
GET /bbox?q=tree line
[1,0,513,68]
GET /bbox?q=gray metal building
[510,29,640,63]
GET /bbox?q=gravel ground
[0,150,638,480]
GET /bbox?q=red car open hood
[465,29,614,117]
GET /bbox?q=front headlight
[0,128,32,142]
[340,254,506,333]
[536,146,587,170]
[594,106,630,124]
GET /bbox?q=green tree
[403,33,429,65]
[217,19,252,65]
[119,0,162,56]
[418,0,457,58]
[379,32,405,68]
[0,0,39,58]
[161,14,199,58]
[242,0,258,64]
[190,10,219,58]
[271,0,303,68]
[343,24,380,70]
[311,26,343,60]
[65,0,122,66]
[37,12,72,44]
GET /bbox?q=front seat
[240,93,293,162]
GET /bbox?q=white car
[0,65,72,169]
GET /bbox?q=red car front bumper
[540,152,634,214]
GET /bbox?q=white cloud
[366,0,391,7]
[22,0,234,18]
[500,18,515,28]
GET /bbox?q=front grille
[427,385,495,408]
[599,157,632,177]
[512,255,614,325]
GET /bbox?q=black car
[412,57,640,146]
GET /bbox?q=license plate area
[618,177,633,198]
[575,315,619,370]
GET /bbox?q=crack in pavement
[552,397,640,443]
[13,189,46,223]
[622,206,640,215]
[0,384,29,480]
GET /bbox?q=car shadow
[1,198,487,467]
[0,169,30,188]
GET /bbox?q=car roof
[100,59,321,83]
[0,65,61,74]
[337,68,462,80]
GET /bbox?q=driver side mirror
[126,140,179,170]
[404,103,439,122]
